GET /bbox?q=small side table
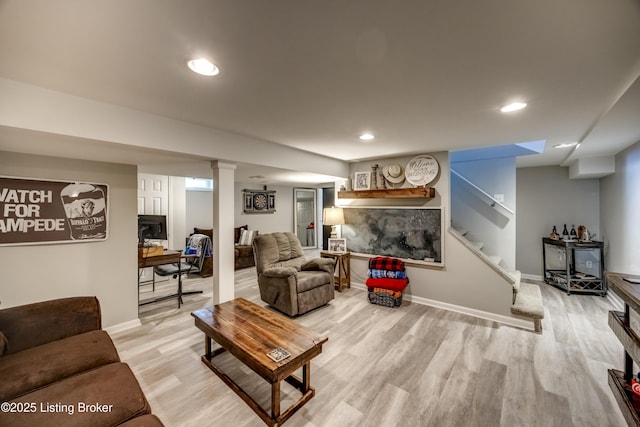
[320,251,351,292]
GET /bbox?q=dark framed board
[243,189,276,214]
[341,207,442,264]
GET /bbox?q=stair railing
[450,168,514,215]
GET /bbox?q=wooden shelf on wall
[607,272,640,427]
[337,187,435,199]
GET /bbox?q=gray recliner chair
[253,232,335,316]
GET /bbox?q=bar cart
[542,237,606,296]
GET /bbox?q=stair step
[470,241,484,250]
[508,270,522,293]
[511,282,544,333]
[488,255,502,265]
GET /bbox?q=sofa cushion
[0,330,120,402]
[273,257,304,271]
[273,232,305,261]
[238,229,257,245]
[297,271,333,293]
[0,297,101,354]
[0,331,7,356]
[234,225,248,243]
[254,232,305,268]
[0,362,151,427]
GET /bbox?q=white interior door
[137,174,169,282]
[138,174,169,217]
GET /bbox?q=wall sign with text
[0,176,109,246]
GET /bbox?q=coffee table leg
[205,336,212,359]
[302,362,310,392]
[271,381,281,419]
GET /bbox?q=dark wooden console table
[192,298,327,426]
[607,272,640,426]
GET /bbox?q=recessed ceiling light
[553,142,579,149]
[500,102,527,113]
[359,133,375,141]
[187,58,219,76]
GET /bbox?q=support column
[212,160,236,304]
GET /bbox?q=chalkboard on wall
[341,207,442,263]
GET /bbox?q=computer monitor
[138,215,167,241]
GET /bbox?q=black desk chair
[149,234,211,306]
[153,234,212,279]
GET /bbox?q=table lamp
[323,207,344,238]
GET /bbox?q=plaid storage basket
[368,288,403,307]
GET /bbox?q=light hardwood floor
[115,267,627,427]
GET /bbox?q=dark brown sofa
[191,226,256,270]
[0,297,163,427]
[234,225,256,270]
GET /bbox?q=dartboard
[253,193,268,210]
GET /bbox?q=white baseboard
[351,283,534,331]
[521,273,543,282]
[104,318,142,335]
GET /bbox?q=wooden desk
[192,298,327,427]
[138,250,202,308]
[320,251,351,292]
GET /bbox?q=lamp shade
[323,207,345,226]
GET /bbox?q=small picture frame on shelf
[328,238,347,253]
[353,171,371,190]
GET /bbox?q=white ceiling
[1,0,639,182]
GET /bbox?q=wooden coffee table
[191,298,328,426]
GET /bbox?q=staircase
[449,146,547,332]
[450,226,544,333]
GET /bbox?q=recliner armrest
[262,267,298,278]
[302,258,335,275]
[0,297,101,355]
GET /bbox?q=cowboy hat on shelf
[382,163,405,185]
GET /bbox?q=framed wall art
[341,207,443,264]
[328,238,347,253]
[0,176,109,246]
[353,171,371,190]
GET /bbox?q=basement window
[185,177,213,191]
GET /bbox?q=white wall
[516,166,600,277]
[234,183,295,234]
[169,176,186,250]
[185,189,213,231]
[451,157,516,269]
[0,151,138,327]
[600,141,640,274]
[184,183,296,236]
